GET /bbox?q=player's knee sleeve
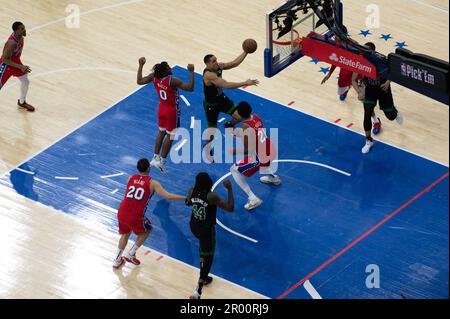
[200,255,213,280]
[363,103,375,132]
[19,75,30,86]
[363,115,372,132]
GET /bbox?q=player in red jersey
[112,158,186,269]
[229,102,281,210]
[137,58,194,174]
[321,26,361,102]
[322,64,355,101]
[0,22,35,111]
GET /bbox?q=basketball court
[0,0,448,299]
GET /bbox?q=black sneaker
[204,276,213,286]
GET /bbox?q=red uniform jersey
[119,174,153,218]
[243,114,276,164]
[153,76,179,107]
[153,76,181,133]
[329,64,364,88]
[0,34,26,85]
[0,33,24,64]
[338,68,353,87]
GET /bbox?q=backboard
[264,0,343,77]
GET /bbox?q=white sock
[127,244,139,257]
[18,75,29,104]
[230,165,257,200]
[153,154,160,161]
[114,248,123,261]
[371,115,379,123]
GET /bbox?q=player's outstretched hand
[358,91,365,101]
[21,65,31,73]
[321,74,330,85]
[187,64,194,72]
[245,79,259,86]
[380,81,390,91]
[223,179,232,190]
[139,57,146,66]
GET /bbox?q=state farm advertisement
[301,36,378,79]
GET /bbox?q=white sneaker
[158,159,168,174]
[189,290,201,299]
[150,156,160,167]
[112,257,125,269]
[362,139,374,154]
[260,175,281,186]
[152,159,168,174]
[244,197,262,210]
[396,111,404,125]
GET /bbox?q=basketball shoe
[245,197,262,210]
[17,100,35,112]
[339,91,349,101]
[123,253,141,265]
[260,175,281,186]
[203,276,213,286]
[113,257,125,269]
[372,118,381,135]
[362,139,374,154]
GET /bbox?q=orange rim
[272,29,300,46]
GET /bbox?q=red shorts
[117,209,152,235]
[235,155,271,177]
[0,62,25,86]
[158,103,180,134]
[338,68,353,88]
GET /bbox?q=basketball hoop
[265,0,343,78]
[272,29,302,61]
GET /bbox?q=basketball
[243,38,258,54]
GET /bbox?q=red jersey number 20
[126,186,145,201]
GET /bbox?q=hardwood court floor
[0,0,448,298]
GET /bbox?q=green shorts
[203,94,237,127]
[364,87,396,112]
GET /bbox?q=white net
[272,28,301,64]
